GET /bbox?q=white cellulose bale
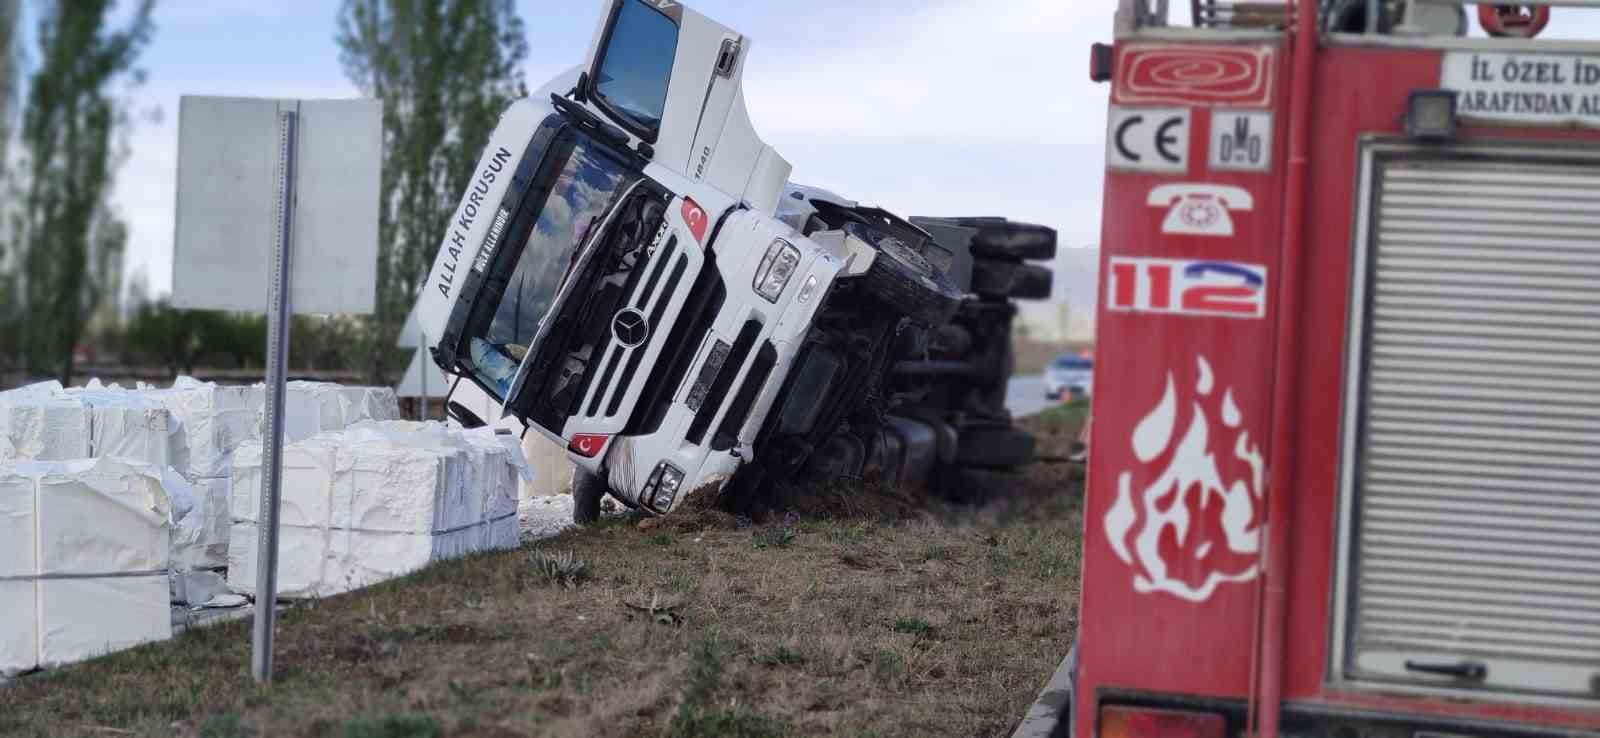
[281,381,346,443]
[459,428,524,551]
[262,382,404,444]
[1,459,174,673]
[72,390,191,471]
[340,386,401,427]
[151,378,263,478]
[227,422,528,599]
[0,394,91,463]
[148,378,263,573]
[170,475,230,572]
[1,387,190,470]
[0,466,38,675]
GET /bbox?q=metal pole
[420,333,429,420]
[252,108,298,684]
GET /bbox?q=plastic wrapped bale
[351,421,525,550]
[0,468,38,674]
[169,474,229,573]
[339,386,401,427]
[228,422,524,600]
[150,378,263,478]
[229,428,476,599]
[74,391,191,471]
[1,459,173,673]
[0,393,90,464]
[149,379,262,570]
[324,426,478,593]
[281,382,347,443]
[226,437,341,599]
[460,428,529,551]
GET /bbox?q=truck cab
[416,0,1050,519]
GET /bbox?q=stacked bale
[0,459,174,675]
[227,421,524,599]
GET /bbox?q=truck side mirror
[447,401,487,429]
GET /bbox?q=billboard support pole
[252,109,298,684]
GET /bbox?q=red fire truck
[1068,2,1600,737]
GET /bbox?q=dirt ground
[0,411,1086,738]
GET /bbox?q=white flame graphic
[1104,355,1266,602]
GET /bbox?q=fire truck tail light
[1100,706,1225,738]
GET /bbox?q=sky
[101,0,1115,319]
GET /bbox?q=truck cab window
[592,1,678,138]
[464,138,631,399]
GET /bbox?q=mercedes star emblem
[612,308,650,348]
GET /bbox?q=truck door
[578,0,742,183]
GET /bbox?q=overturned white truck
[416,0,1056,521]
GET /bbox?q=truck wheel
[570,468,606,525]
[972,259,1053,300]
[972,221,1057,261]
[860,233,964,326]
[956,426,1037,468]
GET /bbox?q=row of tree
[0,0,151,385]
[0,0,529,388]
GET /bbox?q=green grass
[1029,400,1090,438]
[0,415,1083,738]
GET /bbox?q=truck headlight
[753,240,801,303]
[647,462,685,511]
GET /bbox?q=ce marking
[1106,106,1189,173]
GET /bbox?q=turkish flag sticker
[568,433,610,458]
[681,198,708,243]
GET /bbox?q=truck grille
[580,236,682,419]
[1342,152,1600,701]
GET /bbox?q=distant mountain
[1016,247,1098,342]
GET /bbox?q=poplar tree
[14,0,153,383]
[336,0,528,383]
[0,0,21,367]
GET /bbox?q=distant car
[1045,355,1093,400]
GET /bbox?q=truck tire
[571,468,606,524]
[972,259,1053,300]
[956,426,1037,468]
[972,221,1058,261]
[861,233,964,326]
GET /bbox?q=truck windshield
[462,135,632,399]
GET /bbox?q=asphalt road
[1007,374,1052,417]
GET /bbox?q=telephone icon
[1147,184,1254,238]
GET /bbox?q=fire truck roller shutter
[1341,151,1600,700]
